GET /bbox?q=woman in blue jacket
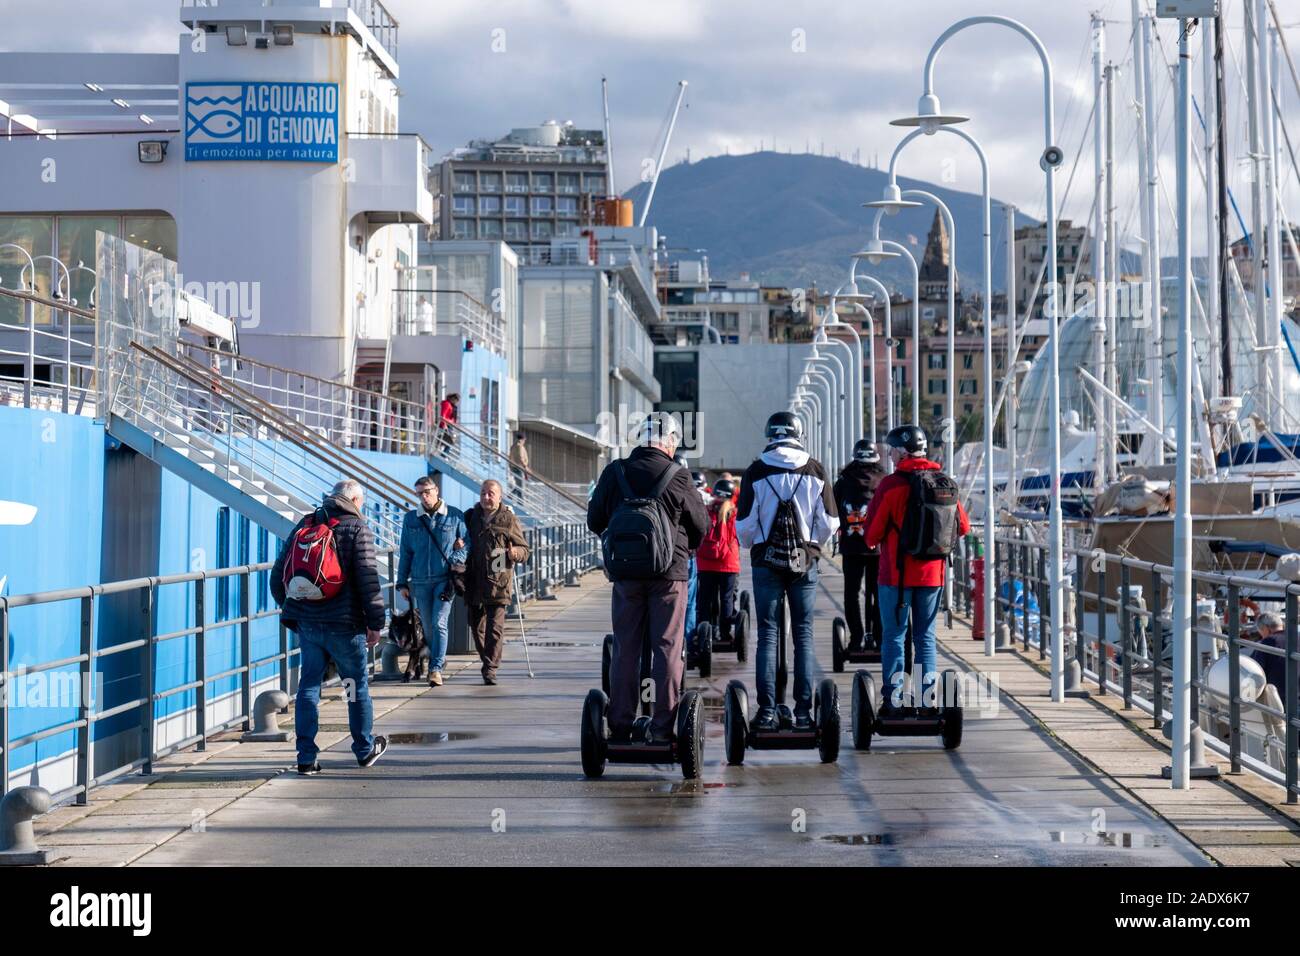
[397,475,468,686]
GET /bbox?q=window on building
[480,220,503,239]
[453,219,474,239]
[531,196,553,215]
[452,196,474,215]
[962,354,974,370]
[555,220,579,237]
[530,220,554,239]
[504,220,527,240]
[506,173,528,194]
[478,195,501,214]
[927,379,947,395]
[584,174,606,194]
[964,403,974,414]
[454,171,476,193]
[556,196,578,215]
[895,339,906,359]
[479,172,501,193]
[504,196,525,215]
[933,403,943,418]
[532,173,553,192]
[958,379,977,395]
[927,353,945,370]
[557,173,580,195]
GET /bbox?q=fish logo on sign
[186,85,244,143]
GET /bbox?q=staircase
[183,342,588,526]
[105,341,414,548]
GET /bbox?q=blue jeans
[409,580,453,671]
[752,563,818,716]
[878,584,941,708]
[685,555,698,651]
[296,622,374,765]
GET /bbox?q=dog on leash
[389,607,427,682]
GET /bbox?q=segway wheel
[734,608,749,663]
[815,678,841,764]
[941,669,964,750]
[832,617,847,673]
[739,590,751,616]
[724,679,748,765]
[697,623,713,679]
[677,689,705,780]
[581,689,609,778]
[601,634,614,698]
[851,670,875,751]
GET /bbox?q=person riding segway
[696,477,749,663]
[724,411,841,764]
[851,424,971,751]
[831,438,887,671]
[582,412,709,778]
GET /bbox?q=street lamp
[850,271,897,445]
[803,365,837,469]
[894,14,1063,678]
[865,188,958,472]
[813,322,860,456]
[862,206,923,425]
[808,344,848,474]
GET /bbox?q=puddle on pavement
[1047,830,1165,848]
[528,641,599,648]
[702,781,741,789]
[387,732,477,744]
[821,833,894,846]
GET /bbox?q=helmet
[851,439,880,463]
[691,470,706,488]
[672,451,689,468]
[885,424,928,455]
[639,411,680,447]
[712,478,735,499]
[765,411,804,444]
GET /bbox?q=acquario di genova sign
[185,82,339,162]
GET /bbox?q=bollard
[537,577,557,601]
[0,786,55,865]
[1161,720,1221,780]
[240,689,291,742]
[995,620,1012,651]
[565,567,580,587]
[1063,657,1090,698]
[371,638,406,682]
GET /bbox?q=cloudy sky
[6,0,1299,242]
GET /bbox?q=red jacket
[696,499,740,573]
[439,399,457,426]
[864,457,970,588]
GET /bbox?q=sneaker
[429,670,443,687]
[297,763,321,776]
[776,705,794,729]
[358,735,389,768]
[752,709,779,732]
[792,713,814,731]
[483,673,498,686]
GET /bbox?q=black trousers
[843,552,881,646]
[696,570,738,638]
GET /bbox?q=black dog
[389,607,427,682]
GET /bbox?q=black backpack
[759,475,812,574]
[898,469,960,563]
[600,460,680,580]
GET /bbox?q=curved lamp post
[894,13,1064,687]
[803,366,837,470]
[813,324,860,453]
[808,346,847,473]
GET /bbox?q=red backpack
[282,510,346,601]
[697,503,734,565]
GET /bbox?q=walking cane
[511,564,536,679]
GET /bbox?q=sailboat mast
[1106,61,1120,481]
[1215,13,1232,397]
[1140,13,1165,460]
[1202,13,1219,401]
[1092,13,1108,486]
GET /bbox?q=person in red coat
[865,425,970,710]
[696,477,741,641]
[437,392,459,454]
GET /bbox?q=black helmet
[851,439,880,463]
[885,424,928,455]
[712,478,735,498]
[765,411,803,444]
[691,470,706,488]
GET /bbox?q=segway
[831,616,880,671]
[585,630,703,779]
[723,594,840,765]
[850,667,963,751]
[698,588,750,665]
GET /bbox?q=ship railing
[948,531,1299,803]
[0,286,97,415]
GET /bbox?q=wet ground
[133,562,1209,866]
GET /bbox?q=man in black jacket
[587,413,708,743]
[272,479,388,775]
[834,439,887,650]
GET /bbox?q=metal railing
[978,531,1299,804]
[389,287,507,357]
[347,0,398,59]
[0,519,600,804]
[183,342,586,525]
[0,287,97,415]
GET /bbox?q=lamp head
[863,183,924,216]
[890,93,969,134]
[851,238,900,266]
